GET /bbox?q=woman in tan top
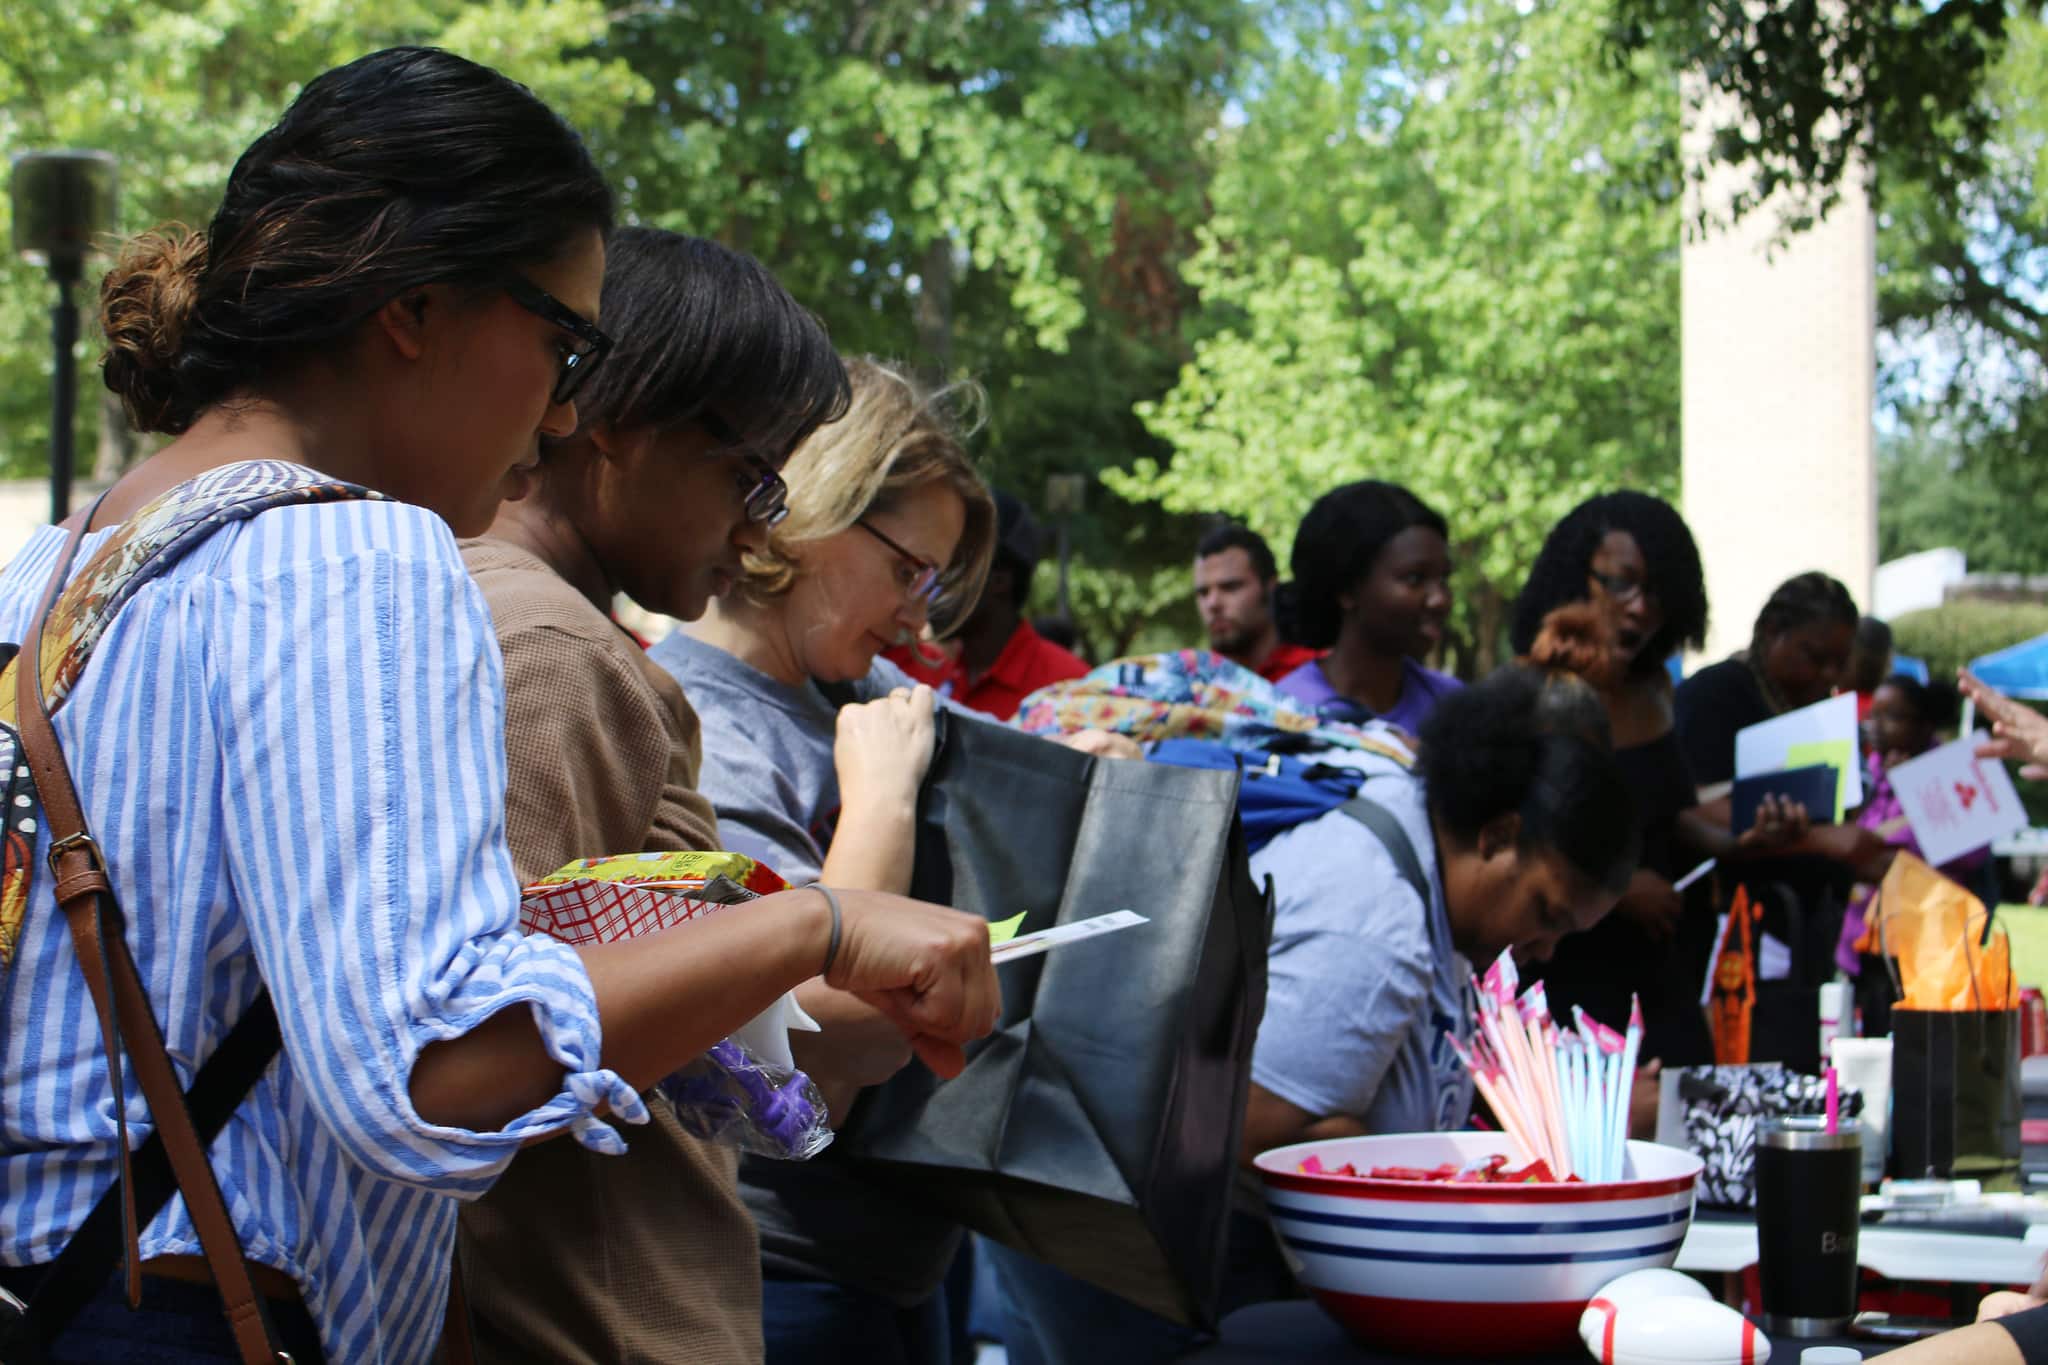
[457,229,916,1363]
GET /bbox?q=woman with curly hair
[1510,492,1750,1062]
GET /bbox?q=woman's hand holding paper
[823,887,1002,1080]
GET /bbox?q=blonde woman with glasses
[651,357,1000,1364]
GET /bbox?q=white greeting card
[1890,733,2027,869]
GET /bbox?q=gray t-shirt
[1247,752,1475,1137]
[647,630,962,1304]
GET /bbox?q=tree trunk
[915,235,954,376]
[1468,581,1507,678]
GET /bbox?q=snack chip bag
[519,851,830,1160]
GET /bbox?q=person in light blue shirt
[0,50,998,1365]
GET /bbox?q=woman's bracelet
[811,884,844,980]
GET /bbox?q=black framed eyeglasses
[1588,570,1649,605]
[697,411,789,526]
[502,275,613,407]
[856,519,943,604]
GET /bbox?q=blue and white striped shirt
[0,466,638,1363]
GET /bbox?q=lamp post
[11,151,118,524]
[1043,473,1088,621]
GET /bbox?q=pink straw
[1824,1066,1840,1135]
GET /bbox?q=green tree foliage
[1110,0,1681,673]
[594,0,1249,637]
[1878,408,2048,572]
[1872,10,2048,578]
[1607,0,2016,230]
[0,1,1244,650]
[0,0,648,478]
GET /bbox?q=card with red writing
[1890,734,2027,868]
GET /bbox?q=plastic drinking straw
[1610,996,1643,1182]
[1576,1041,1597,1179]
[1519,990,1572,1177]
[1672,857,1716,893]
[1536,1018,1573,1179]
[1487,952,1521,1005]
[1449,1034,1536,1164]
[1559,1038,1585,1177]
[1570,1007,1604,1176]
[1824,1065,1840,1135]
[1589,1049,1609,1180]
[1496,999,1559,1169]
[1578,1010,1630,1180]
[1476,988,1549,1167]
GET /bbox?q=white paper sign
[990,909,1148,963]
[1734,692,1864,812]
[1889,733,2028,868]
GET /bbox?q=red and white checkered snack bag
[519,850,793,948]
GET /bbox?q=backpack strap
[1337,793,1432,908]
[16,510,292,1365]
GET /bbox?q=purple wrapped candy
[659,1037,831,1159]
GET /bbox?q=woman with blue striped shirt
[0,47,999,1364]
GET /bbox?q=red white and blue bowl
[1252,1131,1704,1357]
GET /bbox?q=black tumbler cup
[1755,1117,1862,1335]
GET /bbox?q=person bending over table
[989,656,1639,1365]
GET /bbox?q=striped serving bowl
[1252,1131,1705,1357]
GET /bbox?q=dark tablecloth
[1182,1300,1884,1363]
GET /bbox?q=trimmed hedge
[1890,599,2048,684]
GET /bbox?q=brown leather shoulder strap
[17,515,290,1365]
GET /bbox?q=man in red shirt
[1194,522,1318,684]
[892,491,1088,719]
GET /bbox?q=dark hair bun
[99,228,210,434]
[94,47,612,437]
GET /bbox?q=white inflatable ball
[1588,1268,1714,1314]
[1579,1296,1772,1365]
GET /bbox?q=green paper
[988,913,1027,946]
[1785,739,1854,822]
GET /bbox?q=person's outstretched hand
[823,887,1001,1079]
[1962,670,2048,780]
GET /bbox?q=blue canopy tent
[1969,631,2048,700]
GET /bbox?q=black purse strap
[2,994,282,1359]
